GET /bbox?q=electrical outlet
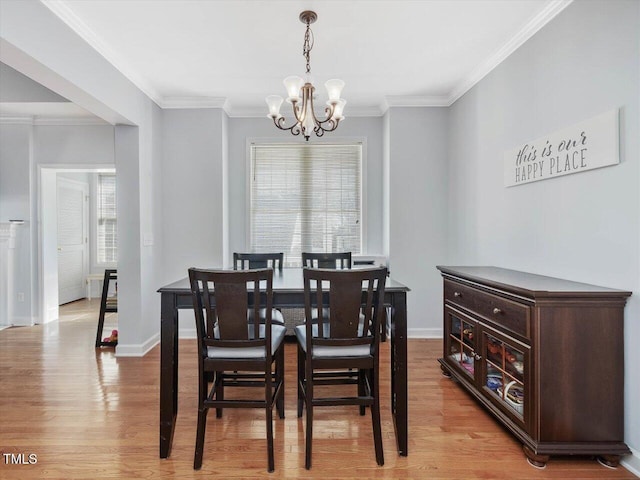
[17,292,25,302]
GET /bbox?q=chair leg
[95,306,107,347]
[358,369,366,416]
[266,392,275,472]
[276,346,285,419]
[215,372,224,418]
[304,361,313,470]
[305,401,313,469]
[297,345,305,418]
[370,367,384,466]
[193,407,208,469]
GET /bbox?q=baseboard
[621,446,640,477]
[179,327,197,339]
[115,332,159,357]
[408,328,442,339]
[11,316,36,326]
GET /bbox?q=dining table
[157,267,410,458]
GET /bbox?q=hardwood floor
[0,299,636,479]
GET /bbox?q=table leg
[160,292,179,458]
[390,291,408,456]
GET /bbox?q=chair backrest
[303,266,387,349]
[302,252,352,269]
[189,268,274,353]
[233,252,284,272]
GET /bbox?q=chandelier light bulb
[332,99,347,120]
[283,76,304,103]
[265,95,284,118]
[324,79,345,103]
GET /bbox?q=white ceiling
[15,0,572,119]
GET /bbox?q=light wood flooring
[0,299,636,479]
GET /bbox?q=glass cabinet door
[483,331,527,421]
[446,310,477,379]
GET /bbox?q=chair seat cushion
[207,324,286,359]
[248,307,285,325]
[295,324,371,357]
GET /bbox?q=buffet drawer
[444,279,530,338]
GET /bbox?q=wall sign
[504,109,619,187]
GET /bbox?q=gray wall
[0,124,31,222]
[34,125,114,165]
[0,123,33,323]
[161,109,227,280]
[447,0,639,465]
[0,62,68,102]
[386,107,448,335]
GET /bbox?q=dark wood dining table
[157,268,410,458]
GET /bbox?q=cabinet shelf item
[437,266,631,468]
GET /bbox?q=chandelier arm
[272,116,302,136]
[321,118,340,132]
[290,100,305,124]
[314,104,337,126]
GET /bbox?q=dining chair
[302,252,390,342]
[296,266,387,469]
[234,252,284,271]
[301,251,352,269]
[95,269,118,347]
[188,267,286,472]
[301,252,352,323]
[233,252,285,325]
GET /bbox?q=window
[97,173,117,264]
[250,143,362,266]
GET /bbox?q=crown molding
[447,0,573,105]
[41,0,163,106]
[160,96,228,109]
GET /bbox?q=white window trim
[245,137,368,260]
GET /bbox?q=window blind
[97,173,117,264]
[250,143,362,267]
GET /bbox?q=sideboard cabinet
[436,266,631,468]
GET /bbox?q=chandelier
[265,10,346,141]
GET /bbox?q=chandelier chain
[303,23,314,74]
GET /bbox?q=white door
[57,177,89,305]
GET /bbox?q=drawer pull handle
[454,292,462,297]
[493,307,502,314]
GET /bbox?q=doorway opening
[39,166,116,323]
